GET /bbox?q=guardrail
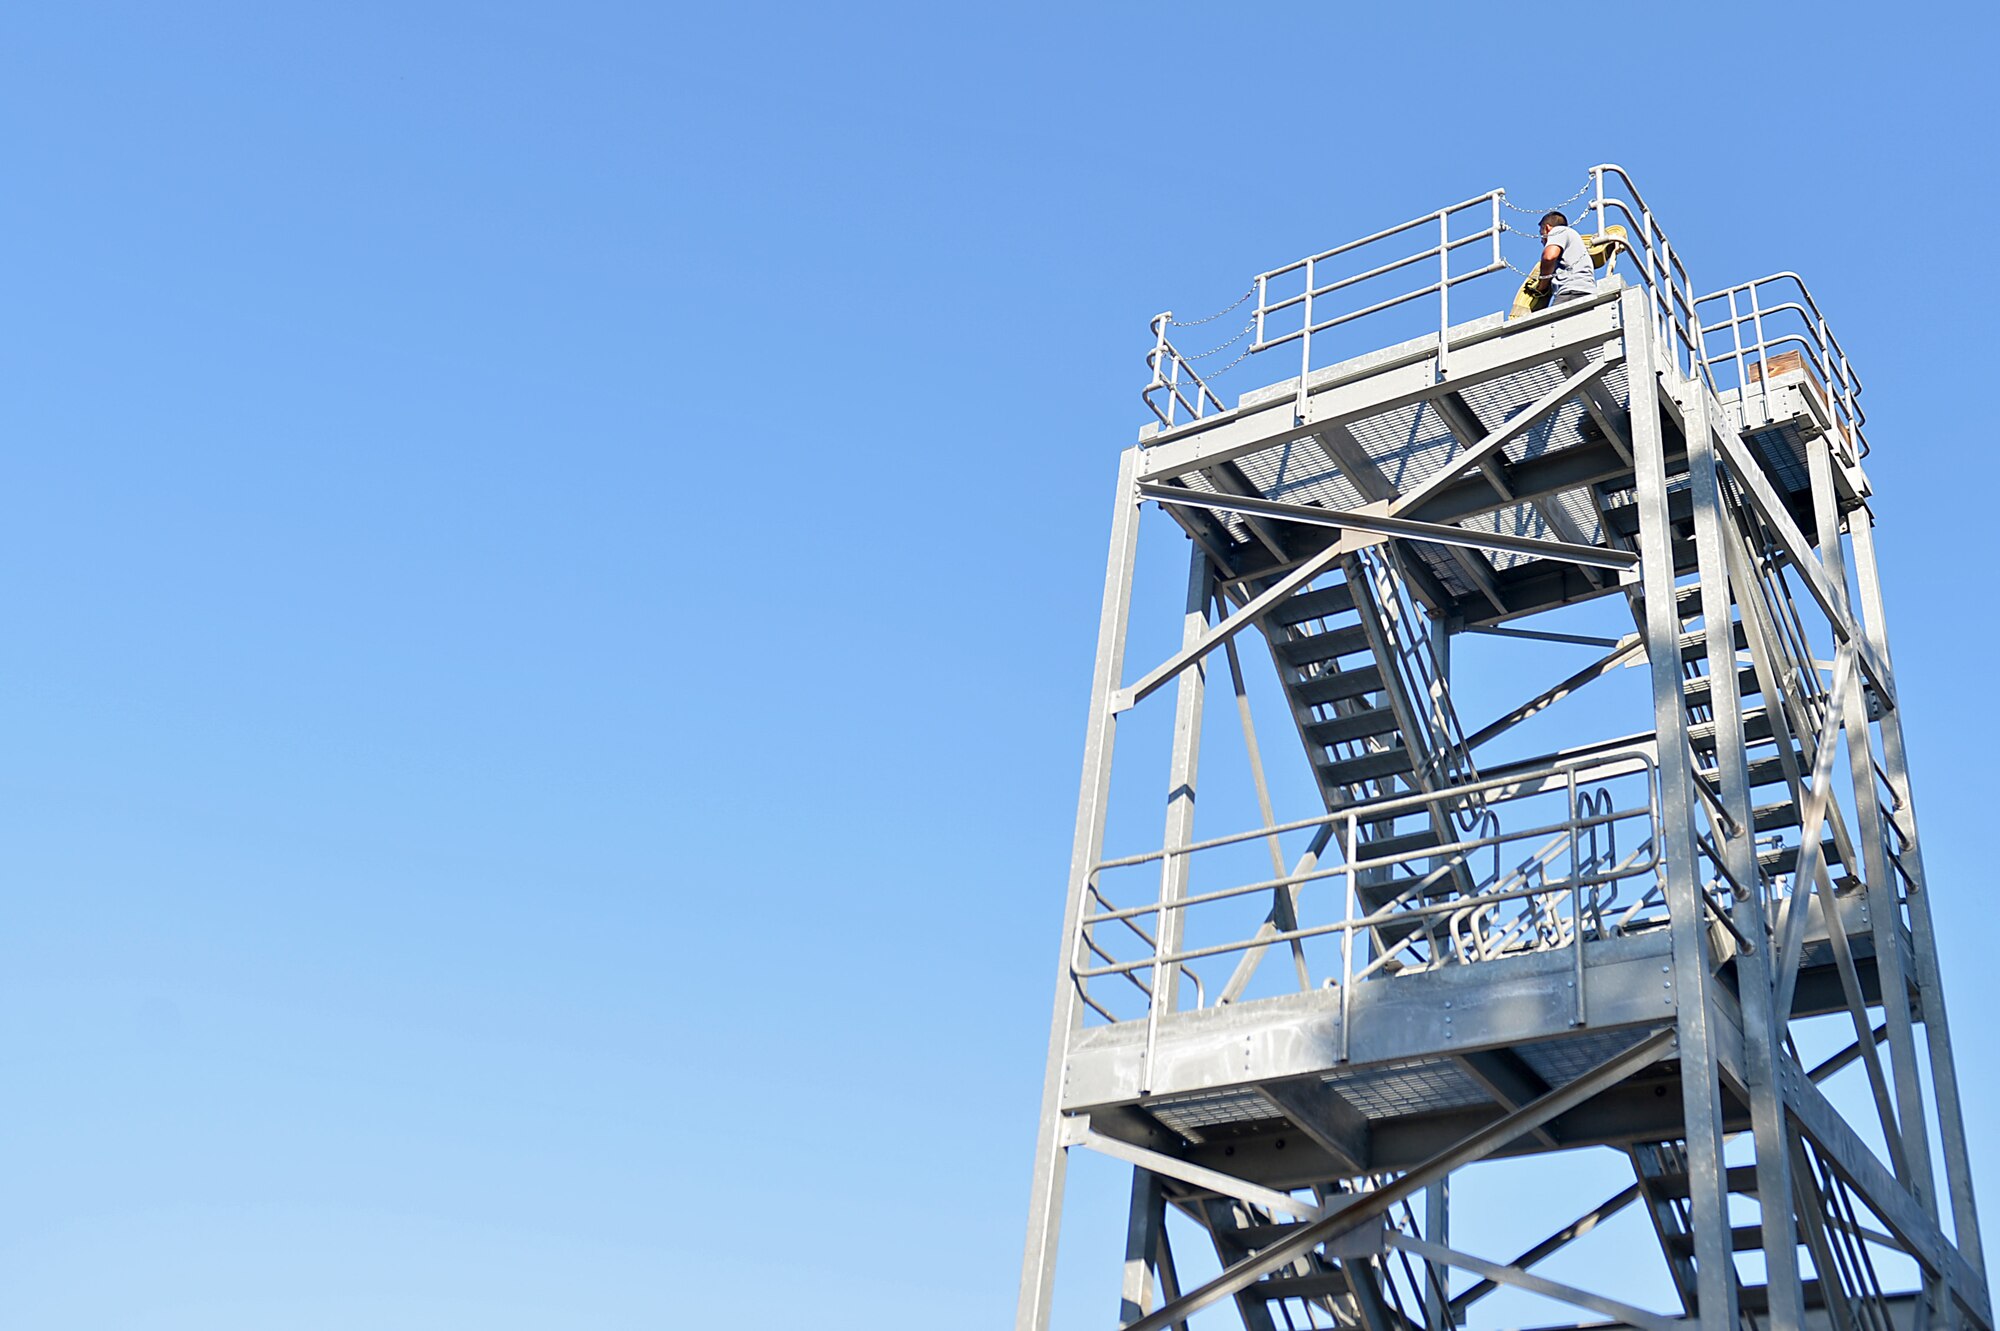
[1139,166,1720,434]
[1141,313,1229,430]
[1357,544,1483,824]
[1070,750,1664,1032]
[1250,190,1506,418]
[1695,272,1870,459]
[1575,164,1705,382]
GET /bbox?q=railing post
[1568,766,1586,1025]
[1437,210,1451,381]
[1297,256,1315,424]
[1339,812,1357,1063]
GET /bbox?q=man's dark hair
[1541,210,1569,229]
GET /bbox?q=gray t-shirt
[1546,225,1596,297]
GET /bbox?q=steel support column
[1687,382,1805,1325]
[1017,448,1144,1331]
[1623,286,1738,1324]
[1847,506,1985,1273]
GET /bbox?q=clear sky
[1,2,1995,1327]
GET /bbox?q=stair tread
[1739,1279,1829,1312]
[1666,1222,1793,1256]
[1682,666,1764,706]
[1277,624,1373,670]
[1650,1163,1760,1198]
[1357,824,1446,859]
[1697,749,1803,789]
[1687,707,1774,750]
[1305,706,1402,748]
[1294,664,1384,708]
[1255,1269,1351,1299]
[1676,621,1750,660]
[1317,745,1417,789]
[1759,838,1845,875]
[1270,583,1357,626]
[1752,798,1802,832]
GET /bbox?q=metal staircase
[1262,544,1488,960]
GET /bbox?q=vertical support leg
[1847,508,1985,1272]
[1147,548,1212,1032]
[1121,1170,1169,1326]
[1623,289,1738,1325]
[1689,389,1805,1327]
[1807,436,1939,1226]
[1017,448,1145,1331]
[1426,1178,1452,1331]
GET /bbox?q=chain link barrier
[1496,182,1603,276]
[1164,287,1253,328]
[1498,180,1595,218]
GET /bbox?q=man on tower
[1529,209,1598,306]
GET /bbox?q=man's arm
[1538,241,1562,277]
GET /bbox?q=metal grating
[1517,1029,1661,1086]
[1321,1057,1492,1119]
[1746,418,1811,494]
[1232,437,1371,513]
[1341,400,1461,496]
[1156,351,1635,604]
[1141,1088,1280,1142]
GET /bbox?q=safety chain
[1166,286,1253,327]
[1182,317,1256,361]
[1497,195,1610,278]
[1200,338,1259,380]
[1498,180,1595,218]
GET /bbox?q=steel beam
[1687,383,1807,1326]
[1713,426,1896,709]
[1781,1057,1992,1327]
[1135,303,1623,482]
[1623,286,1738,1325]
[1119,1027,1675,1331]
[1385,1231,1678,1331]
[1139,483,1638,571]
[1848,507,1986,1273]
[1398,355,1616,513]
[1016,448,1144,1331]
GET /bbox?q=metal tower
[1017,166,1988,1330]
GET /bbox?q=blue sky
[1,2,1995,1327]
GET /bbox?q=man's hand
[1526,273,1551,296]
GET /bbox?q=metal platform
[1018,167,1987,1331]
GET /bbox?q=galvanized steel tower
[1017,166,1989,1330]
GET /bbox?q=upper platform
[1132,167,1872,628]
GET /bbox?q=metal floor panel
[1321,1056,1491,1119]
[1152,342,1632,606]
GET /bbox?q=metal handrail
[1695,272,1870,459]
[1139,168,1716,435]
[1358,545,1483,829]
[1251,190,1506,416]
[1074,750,1662,1023]
[1142,313,1229,429]
[1580,164,1704,382]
